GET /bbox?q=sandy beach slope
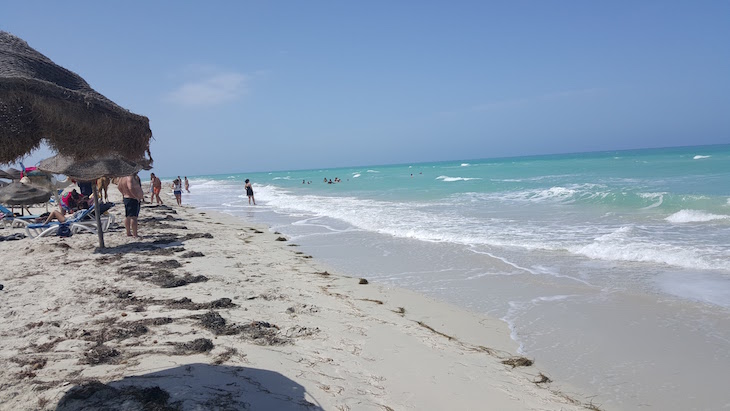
[0,186,595,411]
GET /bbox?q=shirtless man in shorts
[118,174,145,237]
[150,173,164,205]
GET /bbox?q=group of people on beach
[118,174,191,237]
[32,172,263,240]
[147,174,189,206]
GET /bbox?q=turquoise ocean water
[179,144,729,410]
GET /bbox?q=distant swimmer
[245,179,256,205]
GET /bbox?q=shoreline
[1,186,597,410]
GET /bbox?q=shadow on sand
[55,363,323,411]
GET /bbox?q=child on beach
[245,179,255,205]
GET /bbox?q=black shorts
[123,198,140,217]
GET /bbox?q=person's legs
[131,217,138,237]
[123,197,136,236]
[44,210,65,224]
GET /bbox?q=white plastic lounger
[25,221,96,238]
[25,208,95,239]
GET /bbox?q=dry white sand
[0,186,597,411]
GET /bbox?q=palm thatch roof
[39,153,150,180]
[2,167,21,180]
[0,31,153,165]
[0,181,52,206]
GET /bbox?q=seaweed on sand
[193,311,291,346]
[81,345,121,365]
[501,356,534,368]
[172,338,214,355]
[180,251,204,258]
[119,266,208,288]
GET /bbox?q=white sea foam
[693,155,711,160]
[490,184,605,204]
[468,249,591,285]
[570,226,724,270]
[366,170,379,173]
[461,163,470,167]
[665,209,730,223]
[531,186,576,201]
[639,192,665,209]
[436,175,482,182]
[352,173,361,178]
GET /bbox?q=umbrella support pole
[93,184,105,249]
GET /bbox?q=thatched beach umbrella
[1,31,154,247]
[0,169,11,180]
[39,154,148,181]
[2,167,22,180]
[0,181,51,206]
[0,31,153,165]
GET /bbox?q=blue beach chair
[25,207,97,238]
[0,204,40,228]
[78,202,117,232]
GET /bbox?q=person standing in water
[245,179,255,205]
[184,176,190,193]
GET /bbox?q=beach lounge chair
[0,204,40,228]
[77,202,116,232]
[25,207,97,238]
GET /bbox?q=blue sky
[3,1,729,177]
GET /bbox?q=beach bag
[57,223,72,237]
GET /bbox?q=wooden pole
[93,183,104,248]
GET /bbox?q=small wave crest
[693,155,711,160]
[639,192,665,209]
[461,163,470,167]
[436,175,482,182]
[352,173,361,178]
[665,210,730,223]
[571,226,725,270]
